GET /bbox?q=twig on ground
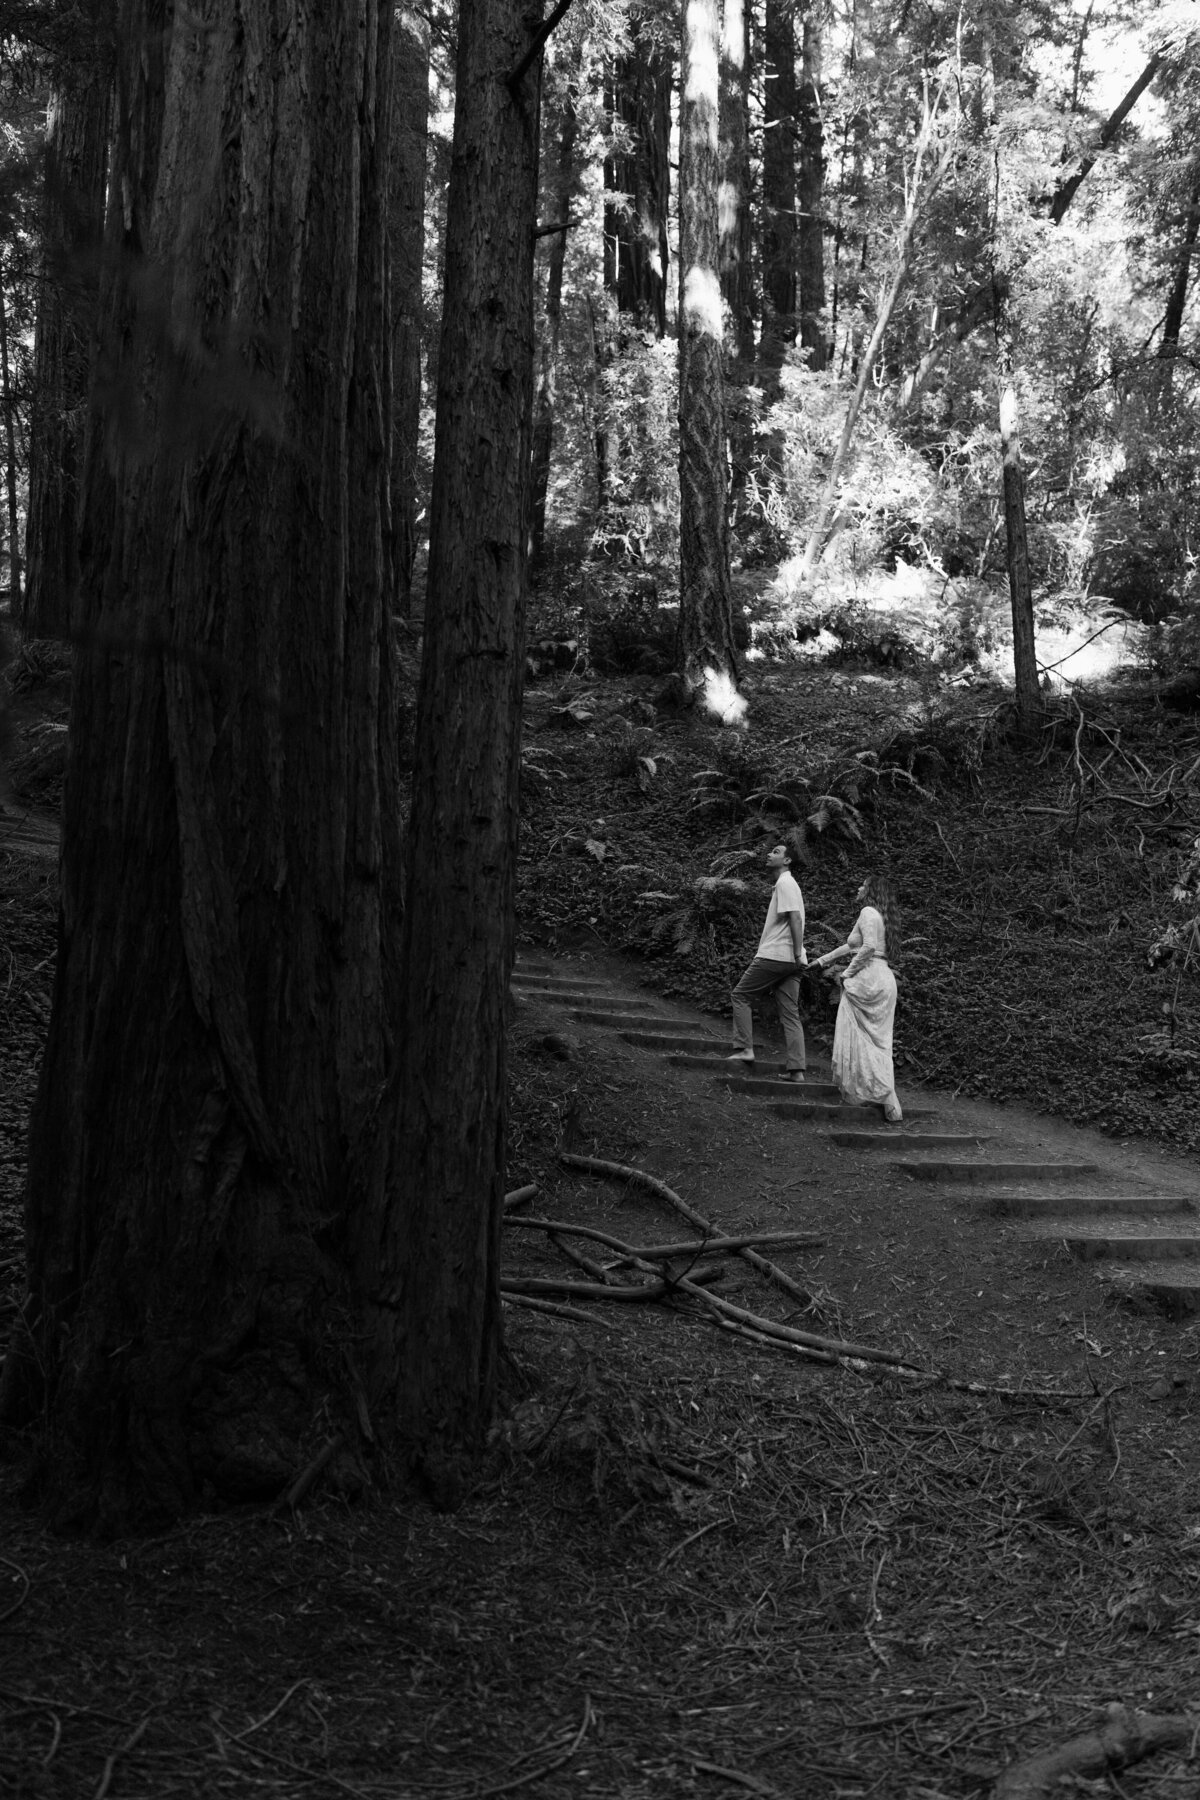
[505,1215,821,1260]
[93,1715,150,1800]
[274,1435,344,1514]
[0,1554,30,1626]
[504,1184,539,1211]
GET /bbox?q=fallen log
[501,1293,614,1327]
[994,1704,1200,1798]
[560,1153,813,1305]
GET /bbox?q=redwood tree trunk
[760,0,798,379]
[4,0,401,1530]
[391,4,431,610]
[677,0,737,698]
[604,19,670,337]
[356,0,544,1501]
[1153,158,1200,412]
[23,57,112,638]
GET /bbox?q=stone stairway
[513,957,1200,1318]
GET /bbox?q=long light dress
[831,906,898,1105]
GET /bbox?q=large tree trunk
[677,0,737,702]
[22,57,112,638]
[796,11,827,371]
[356,0,544,1502]
[531,73,580,566]
[390,4,431,611]
[3,0,401,1531]
[760,0,797,380]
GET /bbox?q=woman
[814,875,902,1123]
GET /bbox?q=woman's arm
[815,942,853,967]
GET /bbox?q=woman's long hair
[861,874,901,967]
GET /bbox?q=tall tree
[718,0,754,366]
[796,8,827,370]
[760,0,798,378]
[2,0,402,1527]
[604,14,671,335]
[677,0,738,700]
[23,48,112,637]
[356,0,544,1498]
[984,28,1039,722]
[390,3,431,611]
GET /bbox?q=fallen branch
[505,1215,822,1262]
[504,1184,539,1212]
[560,1154,813,1305]
[503,1276,671,1303]
[501,1293,614,1327]
[994,1704,1200,1799]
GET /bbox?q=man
[728,837,807,1083]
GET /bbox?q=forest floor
[2,643,1200,1797]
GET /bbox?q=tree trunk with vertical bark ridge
[3,0,402,1531]
[355,0,544,1503]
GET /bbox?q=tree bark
[1049,54,1162,225]
[0,275,22,608]
[796,11,827,370]
[22,57,112,638]
[4,0,401,1531]
[531,72,579,566]
[760,0,797,379]
[390,4,431,612]
[356,0,544,1502]
[604,18,670,337]
[677,0,737,700]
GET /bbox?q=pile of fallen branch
[502,1156,1093,1402]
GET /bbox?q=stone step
[895,1159,1098,1184]
[720,1075,842,1100]
[1018,1219,1200,1262]
[981,1190,1197,1220]
[831,1130,993,1151]
[512,974,610,992]
[569,1008,705,1029]
[1098,1262,1200,1318]
[770,1101,938,1123]
[620,1031,738,1053]
[669,1053,794,1074]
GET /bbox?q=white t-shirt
[756,870,806,962]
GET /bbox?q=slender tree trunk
[357,0,544,1501]
[677,0,737,700]
[0,275,22,608]
[799,87,951,584]
[4,0,401,1531]
[760,0,797,380]
[23,58,112,638]
[796,11,827,370]
[985,35,1039,722]
[1152,158,1200,412]
[719,0,753,366]
[391,4,431,611]
[531,75,580,565]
